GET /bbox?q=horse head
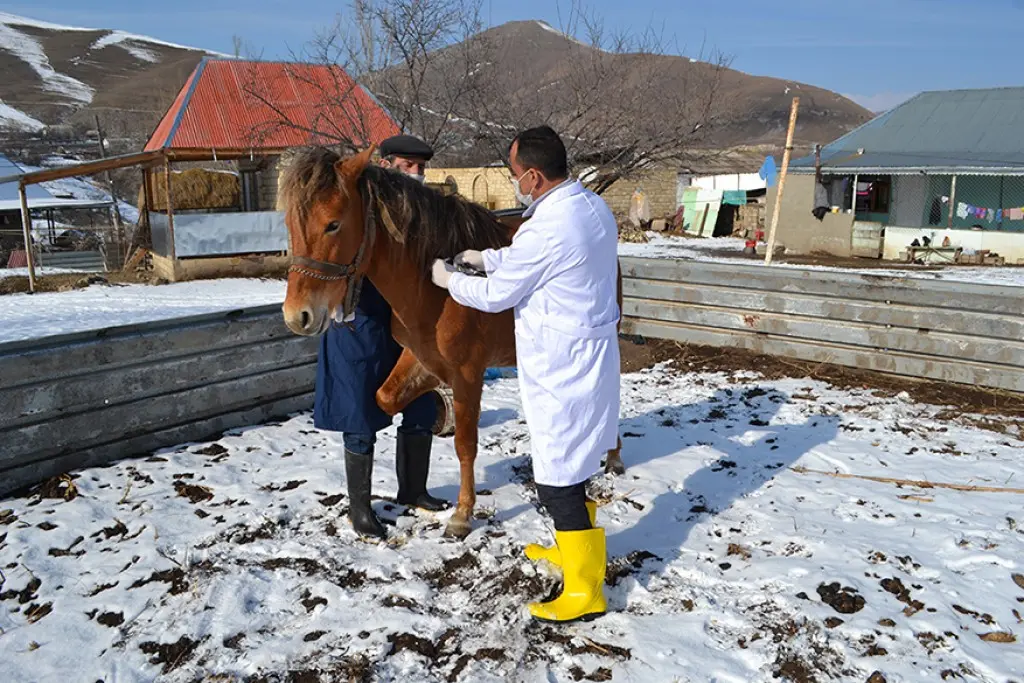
[279,146,375,336]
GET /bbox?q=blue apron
[313,281,436,434]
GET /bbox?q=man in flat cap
[378,134,434,183]
[313,133,447,540]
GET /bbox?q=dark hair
[509,125,568,180]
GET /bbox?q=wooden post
[764,97,800,265]
[947,175,957,230]
[697,204,710,236]
[95,115,122,269]
[18,182,37,292]
[163,157,177,261]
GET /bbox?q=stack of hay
[139,168,241,211]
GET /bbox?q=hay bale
[618,222,649,243]
[139,169,240,211]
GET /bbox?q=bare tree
[240,0,489,155]
[466,1,732,193]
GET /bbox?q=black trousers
[535,480,592,532]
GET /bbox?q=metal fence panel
[619,256,1023,314]
[0,306,318,497]
[621,257,1024,393]
[622,278,1024,341]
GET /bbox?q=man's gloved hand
[431,258,457,289]
[454,249,485,273]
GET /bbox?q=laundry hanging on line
[956,201,1024,223]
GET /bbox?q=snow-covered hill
[0,11,224,138]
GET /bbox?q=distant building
[141,57,399,280]
[769,87,1024,263]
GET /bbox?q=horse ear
[335,145,377,179]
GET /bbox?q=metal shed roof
[144,58,401,152]
[0,154,57,205]
[791,87,1024,175]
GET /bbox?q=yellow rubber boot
[528,527,607,623]
[524,501,597,567]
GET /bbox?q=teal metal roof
[791,87,1024,175]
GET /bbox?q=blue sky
[9,0,1024,112]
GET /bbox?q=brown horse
[279,146,623,539]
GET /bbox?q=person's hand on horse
[431,258,457,289]
[454,250,485,272]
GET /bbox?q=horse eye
[325,221,340,234]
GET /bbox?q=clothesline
[955,201,1024,223]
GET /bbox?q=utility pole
[95,115,124,268]
[764,97,800,266]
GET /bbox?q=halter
[287,180,387,325]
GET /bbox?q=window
[855,177,891,214]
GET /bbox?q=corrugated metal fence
[0,305,318,497]
[619,257,1024,393]
[37,250,106,271]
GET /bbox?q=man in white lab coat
[431,126,620,623]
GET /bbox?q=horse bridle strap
[288,256,357,282]
[287,190,387,322]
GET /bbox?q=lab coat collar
[522,178,581,218]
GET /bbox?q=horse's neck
[364,241,440,334]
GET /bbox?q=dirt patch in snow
[139,635,204,673]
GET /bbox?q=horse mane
[278,146,511,272]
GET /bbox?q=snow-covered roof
[0,154,112,211]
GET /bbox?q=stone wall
[425,167,518,210]
[600,169,680,220]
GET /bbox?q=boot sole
[530,610,606,624]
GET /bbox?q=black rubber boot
[345,449,387,539]
[396,432,449,512]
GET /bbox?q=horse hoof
[443,518,472,540]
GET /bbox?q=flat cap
[379,134,434,161]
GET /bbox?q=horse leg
[376,347,441,416]
[444,377,482,539]
[604,436,625,475]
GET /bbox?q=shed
[140,57,400,280]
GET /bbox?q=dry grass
[140,169,240,211]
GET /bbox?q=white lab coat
[448,180,621,487]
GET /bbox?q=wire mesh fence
[817,172,1024,231]
[1,161,145,280]
[2,205,134,277]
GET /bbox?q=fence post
[18,182,37,293]
[947,175,957,230]
[163,156,177,262]
[764,97,800,265]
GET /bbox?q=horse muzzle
[282,301,331,336]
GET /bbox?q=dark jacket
[313,280,436,434]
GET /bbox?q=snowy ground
[0,279,285,343]
[0,267,90,280]
[1,366,1021,682]
[618,234,1024,288]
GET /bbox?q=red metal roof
[144,59,400,152]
